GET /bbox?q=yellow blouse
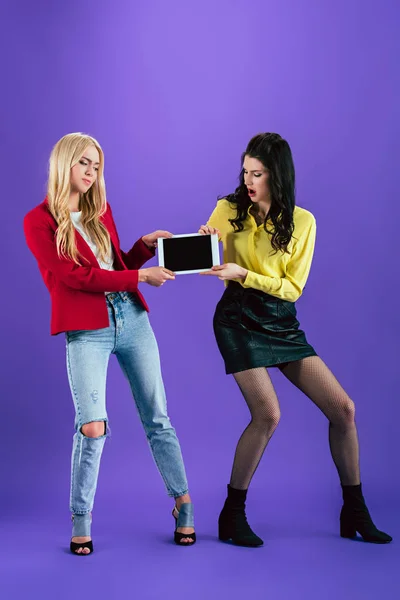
[207,199,316,302]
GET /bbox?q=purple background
[1,0,399,598]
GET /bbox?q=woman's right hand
[198,225,220,236]
[138,267,175,287]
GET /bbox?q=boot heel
[340,522,357,539]
[340,506,357,538]
[218,523,230,541]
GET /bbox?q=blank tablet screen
[162,236,213,272]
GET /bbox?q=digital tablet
[158,233,220,274]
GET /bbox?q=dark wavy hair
[223,132,295,254]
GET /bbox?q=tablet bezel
[158,233,220,274]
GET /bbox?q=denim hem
[170,489,189,499]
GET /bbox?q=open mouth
[248,188,256,196]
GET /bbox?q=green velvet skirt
[213,281,317,374]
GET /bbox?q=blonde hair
[47,132,111,265]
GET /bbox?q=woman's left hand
[142,231,173,249]
[200,263,248,281]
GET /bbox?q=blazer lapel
[74,230,100,267]
[74,210,125,269]
[43,198,124,269]
[100,210,126,269]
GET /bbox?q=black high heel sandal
[172,503,196,546]
[70,513,94,555]
[70,539,94,555]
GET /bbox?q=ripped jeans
[66,292,189,519]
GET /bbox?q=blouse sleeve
[243,216,316,302]
[206,199,232,240]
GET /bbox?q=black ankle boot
[218,484,263,547]
[340,484,392,544]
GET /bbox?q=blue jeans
[66,292,189,520]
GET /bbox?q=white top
[70,211,115,271]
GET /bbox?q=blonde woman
[23,133,195,555]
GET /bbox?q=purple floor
[1,486,398,600]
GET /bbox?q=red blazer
[23,199,155,335]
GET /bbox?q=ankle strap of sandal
[175,503,194,528]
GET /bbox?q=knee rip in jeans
[80,420,108,438]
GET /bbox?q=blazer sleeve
[23,211,140,293]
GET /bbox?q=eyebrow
[244,168,264,172]
[82,156,100,166]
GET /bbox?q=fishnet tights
[230,356,360,490]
